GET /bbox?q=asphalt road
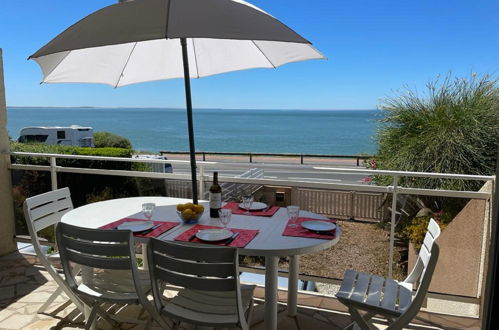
[169,163,369,185]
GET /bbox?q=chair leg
[246,298,255,326]
[144,317,152,330]
[171,320,182,330]
[84,306,98,330]
[349,308,377,330]
[95,305,120,328]
[37,286,63,313]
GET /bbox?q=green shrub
[10,142,141,238]
[375,73,498,191]
[93,131,132,149]
[403,211,452,249]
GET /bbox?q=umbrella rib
[165,0,172,37]
[191,39,201,78]
[114,42,138,88]
[251,40,276,69]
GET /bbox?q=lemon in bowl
[176,203,205,224]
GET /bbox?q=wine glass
[218,209,232,229]
[242,195,254,215]
[287,205,300,228]
[142,203,155,224]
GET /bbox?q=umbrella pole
[180,38,199,204]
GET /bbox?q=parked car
[18,125,94,147]
[133,154,173,173]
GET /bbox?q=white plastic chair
[56,222,165,330]
[147,239,255,330]
[336,218,441,330]
[23,187,84,314]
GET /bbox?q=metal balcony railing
[7,151,495,307]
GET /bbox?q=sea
[6,107,380,155]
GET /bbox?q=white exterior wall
[0,49,16,256]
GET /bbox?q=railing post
[249,153,253,163]
[300,154,304,165]
[357,157,360,166]
[199,164,205,200]
[388,175,399,278]
[349,191,355,220]
[50,156,58,190]
[202,152,206,161]
[291,187,298,206]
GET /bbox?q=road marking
[264,176,278,179]
[288,177,342,182]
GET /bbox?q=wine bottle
[209,172,222,217]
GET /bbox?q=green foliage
[375,73,498,191]
[10,142,141,237]
[403,211,452,249]
[93,131,132,149]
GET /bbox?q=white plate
[301,220,336,232]
[196,229,233,242]
[117,221,154,232]
[238,202,267,211]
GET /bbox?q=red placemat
[222,202,279,217]
[282,217,337,240]
[99,218,179,238]
[174,224,259,248]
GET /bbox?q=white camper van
[18,125,94,147]
[133,154,173,173]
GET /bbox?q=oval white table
[62,197,341,330]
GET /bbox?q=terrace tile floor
[0,251,479,329]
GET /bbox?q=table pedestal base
[287,255,299,316]
[264,256,278,330]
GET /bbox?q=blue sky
[0,0,497,109]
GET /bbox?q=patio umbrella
[29,0,325,203]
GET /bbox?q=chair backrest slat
[24,187,73,211]
[60,224,130,242]
[64,248,132,269]
[61,234,131,256]
[155,252,234,277]
[427,219,440,239]
[155,266,236,291]
[29,197,72,222]
[419,244,431,268]
[404,218,441,284]
[152,240,235,263]
[422,233,435,253]
[148,239,238,293]
[147,239,253,329]
[57,223,133,271]
[33,212,66,232]
[24,187,73,234]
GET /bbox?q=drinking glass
[242,195,254,215]
[218,209,232,229]
[142,203,156,223]
[287,205,300,228]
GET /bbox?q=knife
[138,224,161,235]
[314,230,335,236]
[188,233,197,241]
[224,232,239,245]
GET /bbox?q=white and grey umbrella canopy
[30,0,325,87]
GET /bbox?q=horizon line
[7,105,379,111]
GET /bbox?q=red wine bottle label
[209,192,222,209]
